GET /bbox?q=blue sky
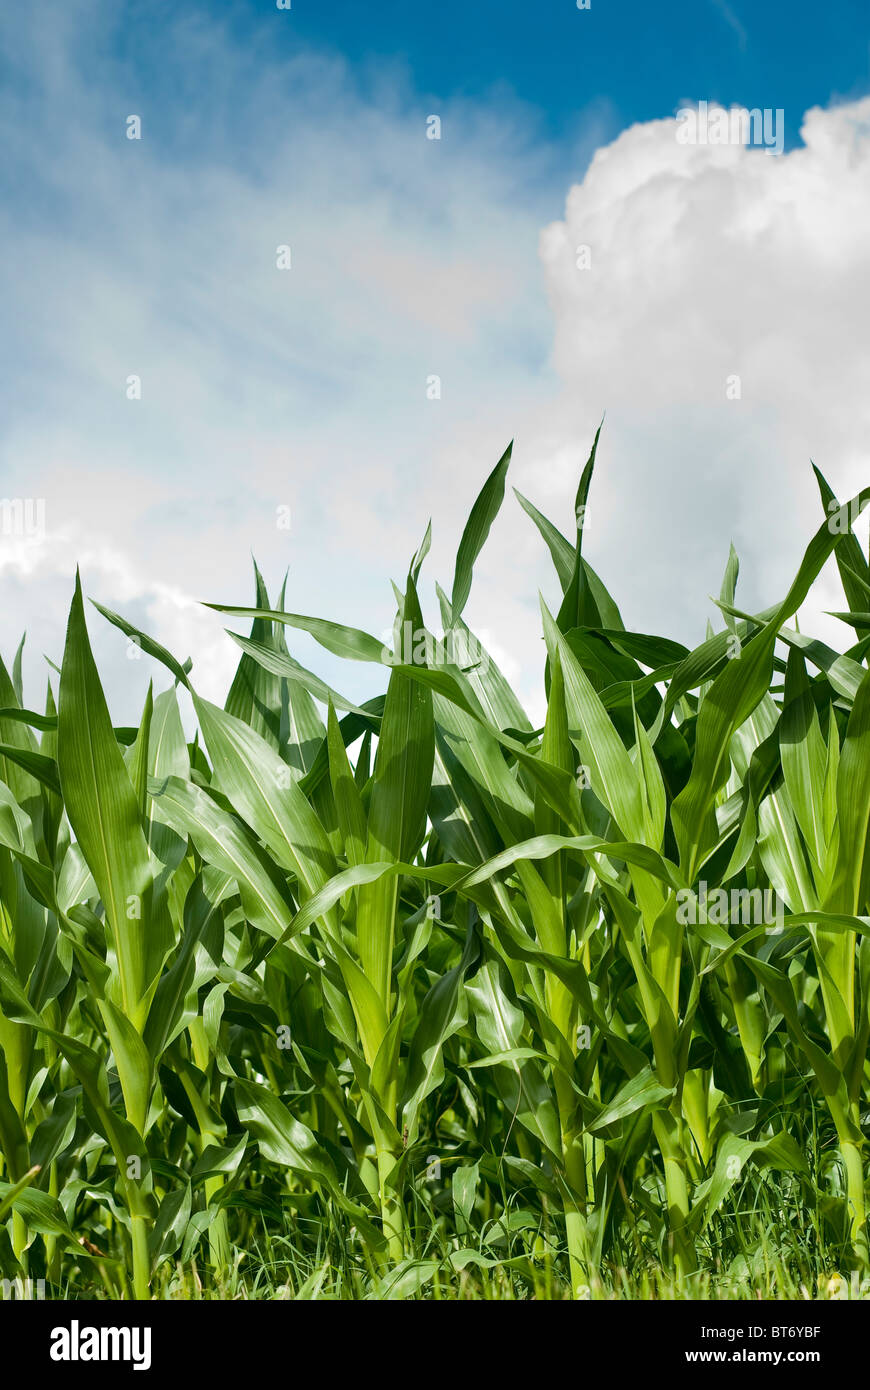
[324,0,866,138]
[1,1,870,722]
[114,0,870,146]
[146,0,869,142]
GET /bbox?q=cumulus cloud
[536,99,870,655]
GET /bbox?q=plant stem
[652,1110,696,1280]
[11,1210,28,1270]
[376,1145,404,1263]
[204,1175,231,1276]
[842,1140,868,1265]
[131,1213,151,1300]
[562,1130,591,1296]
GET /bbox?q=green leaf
[147,774,296,941]
[327,700,367,867]
[193,694,336,896]
[780,648,828,871]
[541,599,645,841]
[91,599,192,687]
[58,573,162,1029]
[449,442,512,621]
[556,422,605,632]
[227,631,370,718]
[401,923,480,1142]
[357,578,434,1009]
[513,488,574,592]
[206,605,388,664]
[812,464,870,635]
[234,1078,380,1242]
[0,745,61,797]
[586,1067,673,1133]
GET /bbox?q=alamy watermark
[381,621,490,672]
[676,881,784,930]
[50,1320,151,1370]
[1,1276,45,1300]
[826,497,865,535]
[676,102,784,156]
[0,497,46,542]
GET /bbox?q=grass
[32,1183,863,1301]
[0,427,868,1300]
[30,1161,865,1301]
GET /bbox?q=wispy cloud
[0,3,561,715]
[710,0,748,52]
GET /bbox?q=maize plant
[0,430,868,1300]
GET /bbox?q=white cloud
[1,5,868,730]
[536,99,870,658]
[0,3,558,717]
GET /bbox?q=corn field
[1,431,869,1301]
